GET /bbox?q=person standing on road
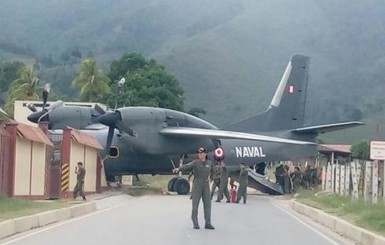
[73,161,87,201]
[172,147,215,230]
[215,161,231,203]
[236,163,248,204]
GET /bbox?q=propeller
[98,110,122,155]
[27,100,63,124]
[27,83,63,124]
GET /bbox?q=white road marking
[273,202,340,245]
[1,200,133,245]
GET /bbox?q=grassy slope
[0,195,71,221]
[298,190,385,236]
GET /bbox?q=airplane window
[109,147,119,158]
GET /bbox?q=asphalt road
[0,194,355,245]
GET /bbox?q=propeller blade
[26,102,37,112]
[94,103,106,115]
[42,90,48,111]
[98,111,122,156]
[42,83,51,111]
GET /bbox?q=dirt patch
[124,186,164,196]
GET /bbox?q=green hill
[1,0,385,142]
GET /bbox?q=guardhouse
[3,121,53,199]
[61,127,104,197]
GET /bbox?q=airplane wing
[291,121,364,134]
[159,127,316,145]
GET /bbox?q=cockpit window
[108,146,119,158]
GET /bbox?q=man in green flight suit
[172,147,215,230]
[236,162,248,204]
[215,161,231,203]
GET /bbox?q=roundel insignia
[214,147,225,161]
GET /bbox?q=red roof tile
[16,122,53,146]
[70,128,103,150]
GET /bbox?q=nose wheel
[167,177,190,195]
[168,154,190,195]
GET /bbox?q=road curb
[0,202,97,240]
[291,201,385,245]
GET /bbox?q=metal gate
[45,131,63,199]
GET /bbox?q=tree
[0,61,25,105]
[351,140,370,160]
[5,66,41,116]
[106,53,184,111]
[108,53,147,82]
[187,107,206,118]
[71,59,111,102]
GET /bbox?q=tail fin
[226,54,310,132]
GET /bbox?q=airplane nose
[98,111,121,128]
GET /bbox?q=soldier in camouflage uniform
[211,162,221,199]
[73,161,87,201]
[215,161,231,203]
[236,163,248,204]
[291,166,303,193]
[172,147,215,230]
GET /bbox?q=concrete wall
[84,146,97,192]
[69,142,98,192]
[14,138,46,196]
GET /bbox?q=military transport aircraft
[27,54,363,195]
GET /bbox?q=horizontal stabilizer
[160,127,315,145]
[247,169,283,195]
[229,169,283,195]
[292,121,364,134]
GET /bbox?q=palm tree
[9,66,40,99]
[71,59,111,102]
[5,66,40,116]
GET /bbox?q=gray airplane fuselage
[105,140,317,176]
[85,125,317,176]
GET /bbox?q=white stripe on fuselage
[235,146,266,158]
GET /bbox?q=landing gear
[168,154,190,195]
[167,177,190,195]
[175,178,190,195]
[168,177,178,192]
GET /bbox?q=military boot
[193,222,200,229]
[205,223,215,230]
